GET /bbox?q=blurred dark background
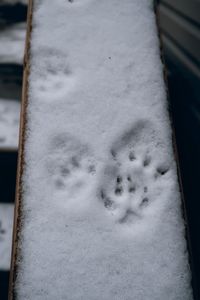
[0,0,199,299]
[0,1,27,300]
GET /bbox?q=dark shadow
[0,3,27,26]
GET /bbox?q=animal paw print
[100,154,169,223]
[46,133,96,197]
[52,154,96,195]
[99,121,170,224]
[32,47,76,100]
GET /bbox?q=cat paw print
[46,133,96,197]
[32,47,76,100]
[52,154,96,195]
[99,120,170,224]
[100,154,169,223]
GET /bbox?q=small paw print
[100,152,169,223]
[46,133,96,197]
[99,121,170,224]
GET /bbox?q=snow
[0,22,26,64]
[0,98,20,148]
[0,203,14,270]
[15,0,193,299]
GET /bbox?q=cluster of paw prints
[48,122,170,225]
[99,149,169,224]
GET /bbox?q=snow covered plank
[0,99,20,149]
[0,203,14,270]
[10,0,193,299]
[9,0,32,297]
[0,23,26,64]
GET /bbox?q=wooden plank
[8,0,33,299]
[161,33,200,81]
[9,1,195,299]
[162,0,200,25]
[158,4,200,64]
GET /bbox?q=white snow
[0,23,26,64]
[0,98,20,149]
[0,203,14,270]
[15,0,193,299]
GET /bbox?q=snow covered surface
[0,98,20,148]
[0,23,26,64]
[16,0,193,299]
[0,203,14,270]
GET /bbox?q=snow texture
[0,22,26,64]
[0,203,14,270]
[0,98,20,148]
[16,0,193,299]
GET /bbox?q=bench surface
[10,0,193,299]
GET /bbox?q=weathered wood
[162,0,200,25]
[8,1,33,299]
[159,4,200,64]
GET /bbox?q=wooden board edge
[154,2,196,298]
[8,0,33,299]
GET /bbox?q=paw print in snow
[33,47,76,100]
[46,133,96,198]
[99,121,170,224]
